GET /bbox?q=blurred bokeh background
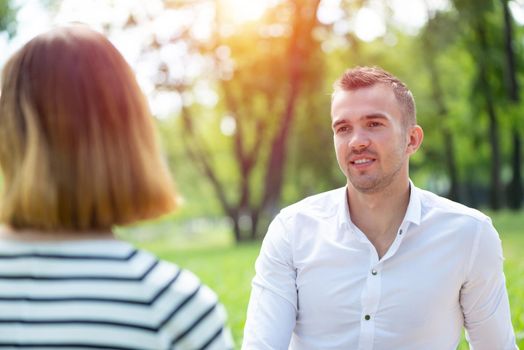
[1,0,523,348]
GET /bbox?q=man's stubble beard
[345,143,407,194]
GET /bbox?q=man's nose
[348,129,370,151]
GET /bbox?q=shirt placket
[357,243,381,350]
[357,226,407,350]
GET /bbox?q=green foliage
[144,0,524,236]
[156,119,224,219]
[0,0,16,37]
[285,61,343,202]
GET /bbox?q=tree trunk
[421,16,460,202]
[260,0,321,218]
[508,131,523,208]
[485,83,503,210]
[250,210,260,241]
[476,23,503,210]
[231,212,242,243]
[501,0,523,209]
[501,0,519,101]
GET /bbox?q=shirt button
[399,229,403,235]
[371,269,378,275]
[364,315,371,321]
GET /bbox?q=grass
[490,212,524,349]
[121,211,524,349]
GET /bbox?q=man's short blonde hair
[0,26,176,231]
[333,66,416,127]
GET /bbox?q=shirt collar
[336,186,351,230]
[336,180,422,229]
[404,180,422,226]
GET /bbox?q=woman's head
[0,26,176,231]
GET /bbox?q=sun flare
[220,0,272,23]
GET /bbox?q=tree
[500,0,523,209]
[173,0,323,241]
[419,10,461,201]
[453,0,505,209]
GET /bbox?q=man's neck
[347,179,411,258]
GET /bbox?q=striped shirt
[0,238,233,350]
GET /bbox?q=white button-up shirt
[242,184,517,350]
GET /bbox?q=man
[242,66,517,349]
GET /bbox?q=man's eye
[336,126,349,133]
[369,122,382,127]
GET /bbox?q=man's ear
[406,125,424,155]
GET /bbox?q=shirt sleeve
[242,215,298,350]
[460,218,518,350]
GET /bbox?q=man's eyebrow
[363,113,389,120]
[332,113,389,129]
[332,119,347,129]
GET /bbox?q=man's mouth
[352,158,374,165]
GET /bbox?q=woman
[0,26,232,350]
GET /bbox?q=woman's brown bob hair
[0,26,176,231]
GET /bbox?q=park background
[1,0,523,348]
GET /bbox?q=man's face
[331,83,417,194]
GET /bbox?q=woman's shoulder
[133,248,234,349]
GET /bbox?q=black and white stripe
[0,239,233,349]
